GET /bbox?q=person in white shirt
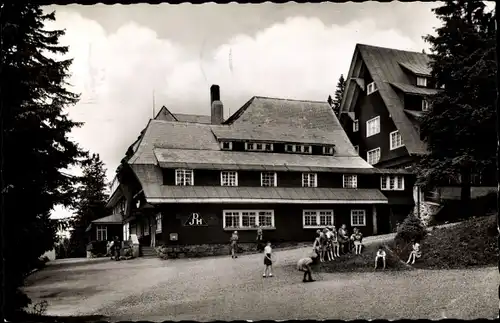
[406,240,421,265]
[374,246,386,270]
[263,242,273,277]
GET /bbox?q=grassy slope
[317,243,409,273]
[319,214,497,272]
[410,214,498,269]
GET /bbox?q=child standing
[331,225,340,257]
[230,231,239,259]
[374,246,386,270]
[325,227,335,261]
[353,228,364,255]
[263,242,273,278]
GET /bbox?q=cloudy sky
[45,2,447,219]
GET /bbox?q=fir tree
[1,4,85,317]
[417,1,496,206]
[69,153,109,257]
[332,74,346,116]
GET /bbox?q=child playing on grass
[263,242,273,278]
[406,239,421,265]
[297,253,317,283]
[374,245,386,270]
[230,231,239,259]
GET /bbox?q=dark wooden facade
[87,223,123,242]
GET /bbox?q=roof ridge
[173,112,210,117]
[253,96,329,104]
[357,43,429,56]
[150,119,219,126]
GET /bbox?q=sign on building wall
[183,213,208,226]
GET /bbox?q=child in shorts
[263,242,273,278]
[406,240,421,265]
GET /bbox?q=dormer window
[322,146,334,155]
[417,77,427,87]
[285,144,312,154]
[245,142,273,152]
[367,82,378,95]
[220,141,233,150]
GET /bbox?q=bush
[395,214,427,244]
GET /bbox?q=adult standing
[338,224,349,255]
[256,228,264,252]
[230,231,239,259]
[112,236,121,261]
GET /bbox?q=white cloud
[47,10,434,219]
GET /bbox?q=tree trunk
[460,167,472,219]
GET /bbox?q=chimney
[210,84,224,124]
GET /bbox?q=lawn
[408,214,498,270]
[319,214,497,273]
[316,242,409,273]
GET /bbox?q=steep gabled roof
[341,44,431,156]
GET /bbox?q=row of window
[366,77,430,96]
[223,209,367,230]
[175,169,405,190]
[220,141,335,156]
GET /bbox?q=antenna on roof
[152,89,156,118]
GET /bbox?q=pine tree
[1,4,85,317]
[332,74,346,116]
[417,1,496,206]
[69,153,109,257]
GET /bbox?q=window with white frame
[175,169,194,186]
[223,210,274,229]
[343,175,358,188]
[381,175,405,190]
[422,99,429,111]
[366,116,380,137]
[285,144,311,154]
[367,82,378,95]
[354,145,359,154]
[245,142,273,152]
[367,147,381,165]
[322,146,334,155]
[303,210,334,228]
[351,210,366,226]
[302,173,318,187]
[156,213,162,233]
[300,145,312,154]
[96,225,107,241]
[417,77,427,87]
[221,171,238,186]
[389,131,404,150]
[220,141,233,150]
[353,119,359,132]
[261,172,277,187]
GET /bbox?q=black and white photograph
[1,1,498,322]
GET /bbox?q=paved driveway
[24,245,497,321]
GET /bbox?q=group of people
[230,227,422,284]
[312,225,364,262]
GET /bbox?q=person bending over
[297,253,317,283]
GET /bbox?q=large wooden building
[107,85,415,256]
[338,44,495,203]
